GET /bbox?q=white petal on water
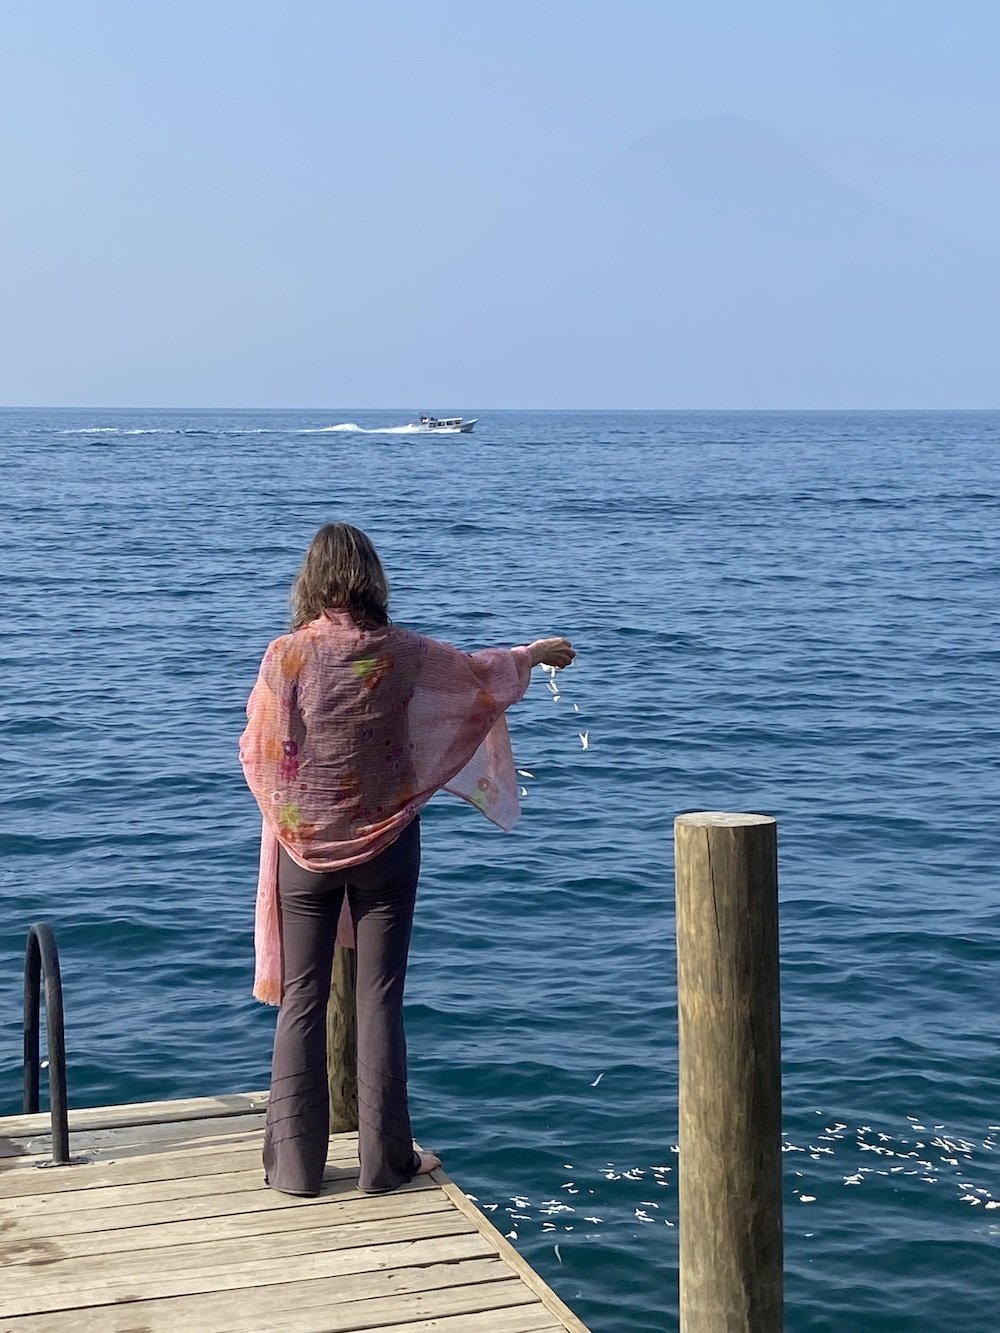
[799,1195,817,1203]
[573,703,580,712]
[506,1229,518,1238]
[516,770,534,778]
[591,1072,604,1086]
[519,787,528,797]
[579,731,590,750]
[554,1244,563,1264]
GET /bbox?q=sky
[1,1,999,408]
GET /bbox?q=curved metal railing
[23,922,71,1165]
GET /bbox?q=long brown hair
[290,523,391,629]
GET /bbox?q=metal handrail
[23,922,71,1165]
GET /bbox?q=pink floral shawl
[240,610,532,1004]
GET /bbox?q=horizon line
[3,404,1000,414]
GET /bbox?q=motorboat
[417,414,477,433]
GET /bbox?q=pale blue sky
[2,1,998,407]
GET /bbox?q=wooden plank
[230,1291,567,1333]
[2,1122,365,1169]
[2,1185,456,1264]
[9,1119,352,1167]
[1,1173,437,1239]
[430,1163,591,1333]
[0,1157,367,1216]
[0,1136,269,1192]
[0,1265,535,1332]
[1,1123,262,1167]
[327,1307,568,1333]
[4,1211,477,1293]
[0,1111,271,1159]
[0,1234,496,1317]
[0,1136,360,1199]
[0,1090,269,1139]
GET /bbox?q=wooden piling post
[327,943,358,1132]
[674,812,783,1332]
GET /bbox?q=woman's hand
[528,637,576,669]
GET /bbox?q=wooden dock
[0,1092,590,1333]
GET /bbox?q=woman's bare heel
[414,1150,441,1177]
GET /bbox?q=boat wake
[58,422,457,438]
[306,422,432,434]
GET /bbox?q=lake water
[2,407,999,1332]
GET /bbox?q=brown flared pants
[262,817,421,1195]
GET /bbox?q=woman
[240,522,574,1196]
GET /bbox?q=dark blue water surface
[2,408,999,1332]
